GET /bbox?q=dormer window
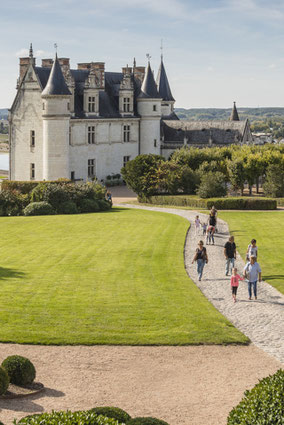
[123,97,130,112]
[88,96,96,112]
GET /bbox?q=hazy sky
[1,0,284,108]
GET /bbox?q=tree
[197,171,227,198]
[263,162,284,197]
[228,159,246,195]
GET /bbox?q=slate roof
[41,55,71,96]
[230,102,240,121]
[138,62,160,99]
[156,59,175,102]
[35,66,142,118]
[161,119,248,146]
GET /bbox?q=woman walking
[192,240,208,281]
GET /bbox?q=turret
[156,56,175,116]
[137,61,162,155]
[230,101,240,121]
[41,54,71,180]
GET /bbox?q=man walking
[224,236,236,276]
[243,256,262,300]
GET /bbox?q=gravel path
[121,204,284,364]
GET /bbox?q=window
[123,156,130,167]
[153,105,157,112]
[30,163,35,180]
[154,139,157,147]
[88,96,96,112]
[88,126,95,144]
[123,97,130,112]
[71,171,75,180]
[88,159,96,178]
[123,125,130,142]
[42,103,45,110]
[30,130,35,147]
[67,102,70,111]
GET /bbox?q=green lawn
[0,208,247,345]
[218,211,284,295]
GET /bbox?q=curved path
[120,204,284,364]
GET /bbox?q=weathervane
[146,53,151,62]
[54,43,58,54]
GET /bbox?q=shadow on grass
[0,266,25,280]
[264,275,284,280]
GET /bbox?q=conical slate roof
[42,54,71,96]
[156,59,175,101]
[138,62,160,99]
[230,101,240,121]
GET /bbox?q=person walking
[224,236,236,276]
[206,225,215,245]
[230,267,244,303]
[243,256,262,300]
[192,240,208,281]
[194,215,201,235]
[246,239,258,261]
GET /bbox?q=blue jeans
[248,281,257,298]
[197,259,205,279]
[226,258,235,275]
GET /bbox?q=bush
[79,198,100,213]
[227,369,284,425]
[127,417,170,425]
[24,201,55,216]
[1,355,36,386]
[98,199,112,211]
[16,410,121,425]
[0,366,9,395]
[57,201,78,215]
[1,180,39,195]
[89,407,131,423]
[263,164,284,198]
[197,171,227,198]
[0,190,27,216]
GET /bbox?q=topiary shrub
[98,199,112,211]
[197,171,227,198]
[127,417,170,425]
[16,410,120,425]
[1,355,36,386]
[227,369,284,425]
[0,366,9,395]
[24,201,55,216]
[79,198,99,213]
[89,406,131,423]
[57,200,78,215]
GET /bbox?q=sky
[1,0,284,108]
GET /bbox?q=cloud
[15,48,52,58]
[268,63,276,69]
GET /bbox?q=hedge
[139,195,277,210]
[1,179,70,195]
[16,411,122,425]
[0,366,9,396]
[1,355,36,386]
[89,407,131,423]
[227,369,284,424]
[127,418,170,425]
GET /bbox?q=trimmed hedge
[139,195,277,210]
[79,198,100,213]
[227,369,284,424]
[89,407,131,423]
[1,355,36,386]
[23,201,55,216]
[0,366,9,395]
[16,410,122,425]
[127,418,170,425]
[57,200,78,215]
[1,179,70,195]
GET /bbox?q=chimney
[122,66,132,74]
[19,57,30,82]
[133,66,145,83]
[42,58,53,68]
[58,57,70,80]
[77,62,91,70]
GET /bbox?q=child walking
[230,267,244,303]
[194,215,201,235]
[202,222,207,236]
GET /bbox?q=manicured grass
[219,211,284,295]
[0,207,247,345]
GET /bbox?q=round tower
[137,61,162,155]
[41,54,71,180]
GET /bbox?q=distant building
[9,45,252,181]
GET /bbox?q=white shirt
[243,262,261,282]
